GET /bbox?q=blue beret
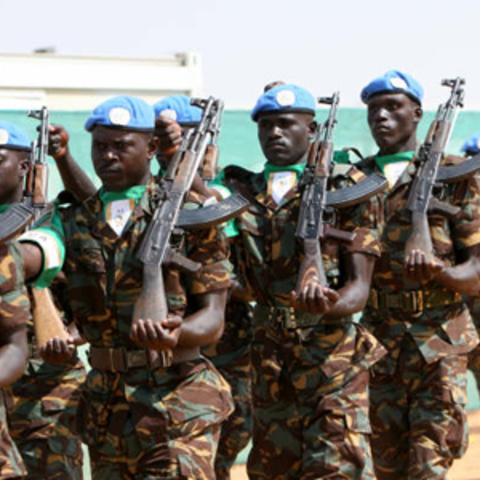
[153,95,202,125]
[461,132,480,155]
[0,121,31,151]
[251,84,316,121]
[361,70,424,105]
[85,95,155,132]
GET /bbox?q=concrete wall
[0,51,203,110]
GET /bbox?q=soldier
[357,70,480,479]
[0,123,32,478]
[460,133,480,397]
[154,95,253,480]
[17,95,233,479]
[205,84,386,479]
[0,242,30,480]
[0,120,89,479]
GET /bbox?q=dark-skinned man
[460,133,480,399]
[16,95,233,479]
[0,240,29,480]
[154,94,253,480]
[202,84,386,479]
[0,119,92,479]
[356,70,480,479]
[0,122,31,479]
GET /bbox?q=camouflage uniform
[221,164,386,480]
[0,243,30,480]
[466,296,480,394]
[28,180,233,479]
[202,244,253,480]
[1,202,86,480]
[358,154,480,479]
[5,340,86,479]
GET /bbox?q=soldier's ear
[18,152,30,178]
[413,105,423,125]
[308,120,317,140]
[147,134,160,160]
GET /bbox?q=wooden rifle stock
[32,288,69,350]
[296,238,327,292]
[132,263,170,326]
[200,144,219,183]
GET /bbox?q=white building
[0,51,203,110]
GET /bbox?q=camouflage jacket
[222,163,381,314]
[39,179,231,348]
[358,154,480,365]
[0,242,30,333]
[202,242,253,365]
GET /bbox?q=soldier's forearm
[434,258,480,296]
[0,329,28,387]
[324,253,375,318]
[176,289,227,347]
[54,150,97,201]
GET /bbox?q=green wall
[3,108,479,199]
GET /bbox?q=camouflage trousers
[247,323,383,480]
[369,333,469,480]
[5,355,86,480]
[212,351,252,480]
[467,297,480,394]
[0,390,25,479]
[77,357,233,479]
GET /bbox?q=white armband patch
[19,230,62,269]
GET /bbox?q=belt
[254,304,339,329]
[89,346,172,373]
[368,288,462,313]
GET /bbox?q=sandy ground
[230,409,480,480]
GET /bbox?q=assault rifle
[198,99,224,184]
[27,109,70,351]
[405,77,480,262]
[132,97,249,360]
[295,93,387,293]
[0,108,50,242]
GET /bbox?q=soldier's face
[257,113,316,166]
[0,148,29,204]
[91,127,157,192]
[367,93,422,154]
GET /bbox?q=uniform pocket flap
[344,408,372,434]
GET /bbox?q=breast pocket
[238,209,265,266]
[65,242,108,317]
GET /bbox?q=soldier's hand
[264,80,286,92]
[47,124,70,161]
[290,284,340,315]
[39,336,75,365]
[404,249,445,283]
[130,315,182,351]
[155,116,183,159]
